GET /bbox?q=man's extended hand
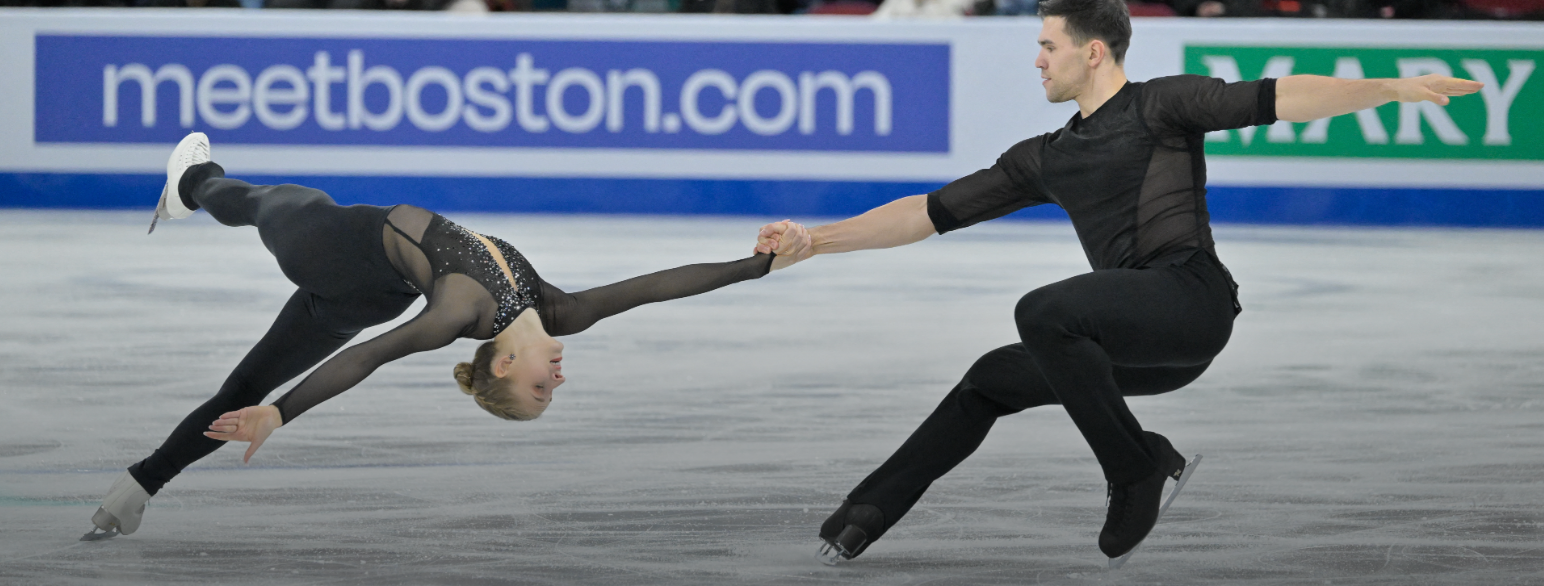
[1277,73,1485,123]
[756,220,813,270]
[204,405,283,464]
[1390,74,1483,106]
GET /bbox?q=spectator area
[2,0,1539,20]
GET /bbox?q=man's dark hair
[1038,0,1132,65]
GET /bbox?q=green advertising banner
[1184,46,1541,161]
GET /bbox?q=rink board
[0,10,1541,224]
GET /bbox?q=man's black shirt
[927,75,1278,271]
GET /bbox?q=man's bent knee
[1014,289,1078,350]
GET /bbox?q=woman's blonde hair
[454,341,539,421]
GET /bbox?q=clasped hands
[756,219,814,271]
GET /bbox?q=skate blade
[149,185,168,234]
[815,541,847,566]
[79,527,120,541]
[1108,454,1202,570]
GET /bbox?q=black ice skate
[816,500,886,565]
[1102,432,1201,569]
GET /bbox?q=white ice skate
[1107,453,1202,570]
[148,131,210,234]
[80,472,151,541]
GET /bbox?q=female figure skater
[84,133,796,540]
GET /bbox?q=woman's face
[496,336,565,418]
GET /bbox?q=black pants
[128,166,418,495]
[847,251,1237,532]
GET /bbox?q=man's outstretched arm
[754,194,934,264]
[1275,73,1483,123]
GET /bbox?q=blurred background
[2,0,1541,21]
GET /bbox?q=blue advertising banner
[7,13,1542,226]
[35,35,950,153]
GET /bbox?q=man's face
[1035,16,1092,104]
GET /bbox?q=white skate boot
[148,131,210,234]
[80,472,151,541]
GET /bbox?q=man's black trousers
[847,250,1237,532]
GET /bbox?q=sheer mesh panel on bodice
[382,205,540,339]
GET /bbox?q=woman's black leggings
[128,164,418,495]
[846,251,1237,535]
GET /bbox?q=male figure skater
[758,0,1482,564]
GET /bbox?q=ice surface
[3,210,1543,585]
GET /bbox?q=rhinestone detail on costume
[420,215,541,336]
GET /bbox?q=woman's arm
[540,253,774,337]
[204,300,473,461]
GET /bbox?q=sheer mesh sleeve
[927,135,1053,234]
[269,295,478,424]
[539,254,774,337]
[1142,75,1278,136]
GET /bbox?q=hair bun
[453,362,477,394]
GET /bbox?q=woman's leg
[176,162,317,229]
[179,162,402,300]
[126,290,361,494]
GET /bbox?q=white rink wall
[1,10,1540,224]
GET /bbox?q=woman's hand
[204,405,284,464]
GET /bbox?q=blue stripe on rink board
[3,172,1543,227]
[1206,186,1544,228]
